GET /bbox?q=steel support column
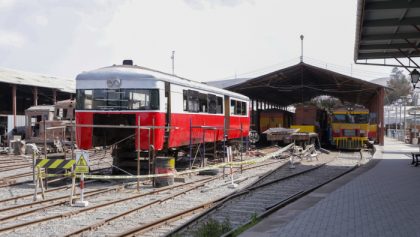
[12,84,16,129]
[52,89,57,104]
[33,87,38,106]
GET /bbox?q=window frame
[76,88,160,111]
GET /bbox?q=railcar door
[164,82,171,150]
[224,95,230,137]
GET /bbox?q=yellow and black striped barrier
[36,143,295,180]
[35,159,75,169]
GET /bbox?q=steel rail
[221,164,359,237]
[114,159,328,237]
[56,153,290,236]
[63,179,216,236]
[116,198,225,237]
[0,177,214,234]
[0,146,291,235]
[0,188,119,223]
[0,186,114,214]
[167,154,347,236]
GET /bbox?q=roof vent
[122,59,133,66]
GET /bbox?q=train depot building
[0,67,74,146]
[218,62,386,145]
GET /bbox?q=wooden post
[33,164,38,201]
[137,117,141,192]
[189,118,192,172]
[69,172,76,206]
[202,126,205,167]
[41,118,48,191]
[240,123,243,174]
[38,166,45,200]
[32,151,36,184]
[12,84,16,129]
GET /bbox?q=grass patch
[228,213,260,237]
[192,218,232,237]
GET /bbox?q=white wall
[7,115,26,133]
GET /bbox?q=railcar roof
[76,65,249,101]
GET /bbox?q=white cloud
[0,31,25,48]
[34,15,48,26]
[0,0,15,9]
[0,0,394,81]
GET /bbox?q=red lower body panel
[76,111,165,150]
[76,112,250,151]
[169,113,250,148]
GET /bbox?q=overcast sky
[0,0,394,82]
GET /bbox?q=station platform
[241,137,420,237]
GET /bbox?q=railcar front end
[330,108,369,150]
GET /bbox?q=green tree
[310,96,342,112]
[385,67,412,105]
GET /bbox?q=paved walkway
[241,137,420,237]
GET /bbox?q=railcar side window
[229,99,247,116]
[241,102,246,115]
[199,93,208,113]
[230,100,235,115]
[208,94,217,114]
[235,101,242,115]
[216,96,223,114]
[187,90,199,112]
[183,90,188,111]
[182,90,225,114]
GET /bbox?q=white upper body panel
[76,65,249,101]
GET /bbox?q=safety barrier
[36,143,293,180]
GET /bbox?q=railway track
[0,164,32,172]
[165,151,368,237]
[0,172,34,188]
[0,147,292,237]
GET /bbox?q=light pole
[394,101,400,139]
[400,95,413,143]
[399,98,403,141]
[410,69,420,147]
[387,106,390,136]
[394,103,398,138]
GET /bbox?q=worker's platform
[241,137,420,237]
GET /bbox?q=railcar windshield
[332,113,369,124]
[76,89,159,110]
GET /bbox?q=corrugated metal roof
[0,67,75,93]
[354,0,420,67]
[226,62,385,106]
[205,78,251,89]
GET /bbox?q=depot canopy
[354,0,420,67]
[226,62,384,107]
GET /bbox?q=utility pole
[171,51,175,75]
[300,35,304,63]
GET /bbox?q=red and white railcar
[75,61,250,159]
